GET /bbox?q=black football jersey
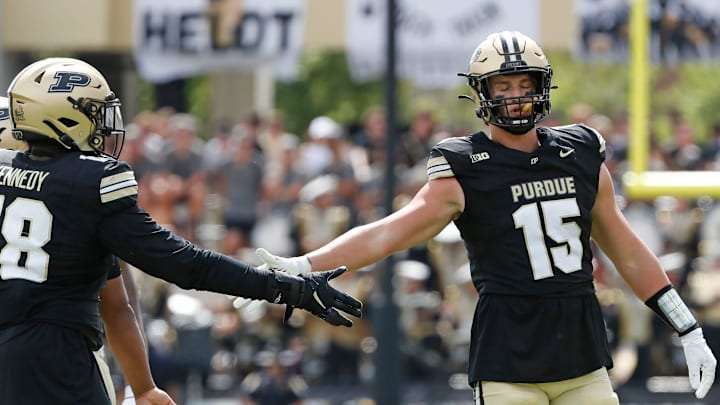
[0,150,137,348]
[0,150,267,350]
[428,124,606,297]
[428,125,613,383]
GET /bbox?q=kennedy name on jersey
[510,176,576,203]
[0,166,50,192]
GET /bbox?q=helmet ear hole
[58,118,78,128]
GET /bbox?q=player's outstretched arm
[101,207,362,327]
[591,164,717,398]
[254,177,464,275]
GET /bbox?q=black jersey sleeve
[107,256,121,280]
[97,204,273,300]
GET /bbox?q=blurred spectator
[258,110,299,183]
[305,116,360,213]
[293,175,350,254]
[351,106,390,168]
[665,112,704,170]
[400,110,438,167]
[202,118,236,190]
[394,260,448,380]
[701,123,720,169]
[254,136,306,257]
[157,113,208,240]
[217,131,267,256]
[240,350,306,405]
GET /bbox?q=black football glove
[267,266,362,327]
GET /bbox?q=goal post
[623,0,720,199]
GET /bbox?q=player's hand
[680,328,717,399]
[232,248,313,309]
[256,247,311,275]
[135,387,176,405]
[271,266,362,327]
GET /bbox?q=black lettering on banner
[140,7,297,54]
[235,12,264,50]
[143,12,170,49]
[179,12,203,53]
[274,12,294,50]
[396,4,434,37]
[49,72,91,93]
[452,3,500,36]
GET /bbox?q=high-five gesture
[268,267,362,327]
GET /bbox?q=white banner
[346,0,539,89]
[133,0,305,83]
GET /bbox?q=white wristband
[657,288,697,333]
[121,385,135,405]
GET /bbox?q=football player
[251,31,717,403]
[1,96,165,404]
[0,58,361,405]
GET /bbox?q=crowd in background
[111,103,720,404]
[579,0,720,62]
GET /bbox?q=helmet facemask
[471,69,552,135]
[459,31,555,135]
[68,93,125,158]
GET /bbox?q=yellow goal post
[623,0,720,199]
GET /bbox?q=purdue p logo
[49,72,91,93]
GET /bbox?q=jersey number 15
[513,198,583,280]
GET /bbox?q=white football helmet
[0,96,27,151]
[7,57,124,158]
[460,31,554,134]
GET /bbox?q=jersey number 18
[0,196,51,283]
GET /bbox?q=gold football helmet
[0,96,27,151]
[7,57,124,158]
[460,31,554,134]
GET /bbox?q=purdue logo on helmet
[459,31,554,135]
[7,58,125,158]
[0,96,28,151]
